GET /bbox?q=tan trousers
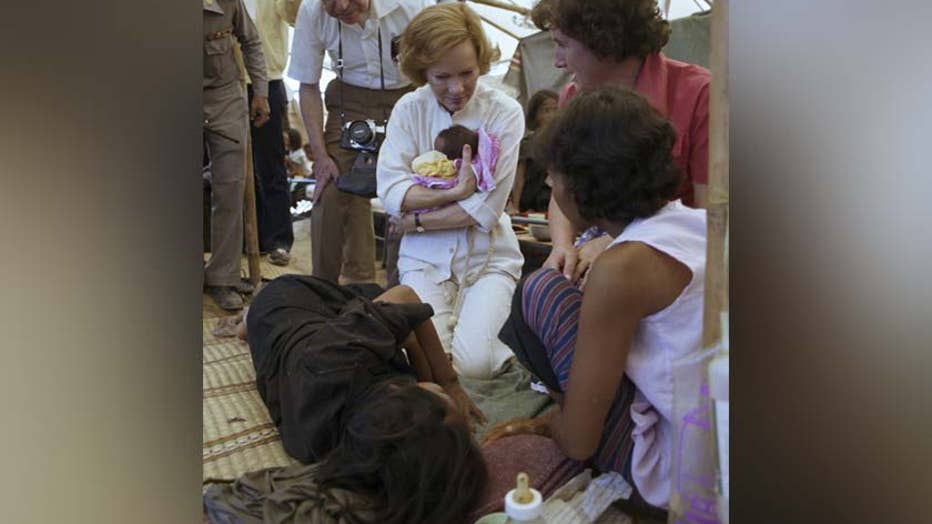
[203,81,248,287]
[312,79,411,283]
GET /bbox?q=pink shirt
[559,53,711,208]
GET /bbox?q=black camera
[340,119,386,153]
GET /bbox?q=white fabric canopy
[282,0,709,99]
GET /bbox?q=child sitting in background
[411,124,499,194]
[513,89,558,213]
[284,127,312,178]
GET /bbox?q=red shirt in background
[559,52,711,208]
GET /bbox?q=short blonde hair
[398,3,500,86]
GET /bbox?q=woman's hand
[443,381,487,427]
[574,235,613,287]
[481,415,554,446]
[543,243,579,281]
[448,144,478,201]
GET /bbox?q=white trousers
[401,269,517,379]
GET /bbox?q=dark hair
[315,376,487,524]
[526,89,558,131]
[537,86,680,225]
[286,127,303,152]
[435,125,479,160]
[552,0,670,61]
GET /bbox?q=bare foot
[212,310,244,338]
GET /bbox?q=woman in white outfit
[377,2,525,379]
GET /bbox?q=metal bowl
[529,223,551,242]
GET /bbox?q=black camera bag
[336,151,378,198]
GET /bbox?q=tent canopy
[282,0,710,98]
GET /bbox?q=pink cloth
[470,434,585,522]
[410,127,501,192]
[558,52,710,208]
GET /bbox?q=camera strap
[337,23,388,129]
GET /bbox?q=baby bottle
[504,472,545,523]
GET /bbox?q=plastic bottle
[505,472,545,523]
[472,473,545,524]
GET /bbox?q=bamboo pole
[233,42,262,288]
[479,13,521,40]
[467,0,529,15]
[702,0,729,348]
[244,133,262,287]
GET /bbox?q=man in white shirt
[288,0,431,283]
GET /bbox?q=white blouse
[608,200,707,507]
[377,82,526,283]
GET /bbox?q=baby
[411,124,499,193]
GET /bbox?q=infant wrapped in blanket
[410,124,501,201]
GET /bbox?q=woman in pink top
[543,0,711,284]
[491,87,707,513]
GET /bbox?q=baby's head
[434,125,479,160]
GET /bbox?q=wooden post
[479,14,521,40]
[466,0,529,16]
[702,0,729,348]
[244,134,262,287]
[234,40,263,287]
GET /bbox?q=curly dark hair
[315,376,487,524]
[537,86,680,225]
[552,0,670,60]
[526,89,558,131]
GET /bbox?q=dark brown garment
[203,464,375,523]
[246,275,432,464]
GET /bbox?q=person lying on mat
[204,373,488,524]
[489,87,708,512]
[239,274,486,466]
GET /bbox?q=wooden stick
[467,0,529,15]
[702,0,729,348]
[244,130,262,287]
[478,13,521,41]
[234,39,262,287]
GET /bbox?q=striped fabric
[519,268,639,481]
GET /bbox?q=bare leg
[402,331,434,382]
[375,285,486,425]
[374,285,456,386]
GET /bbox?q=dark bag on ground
[245,275,432,463]
[335,151,378,198]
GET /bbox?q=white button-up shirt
[378,82,526,283]
[287,0,429,89]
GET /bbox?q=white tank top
[606,199,706,507]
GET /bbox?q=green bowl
[473,512,509,524]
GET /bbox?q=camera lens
[349,121,373,145]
